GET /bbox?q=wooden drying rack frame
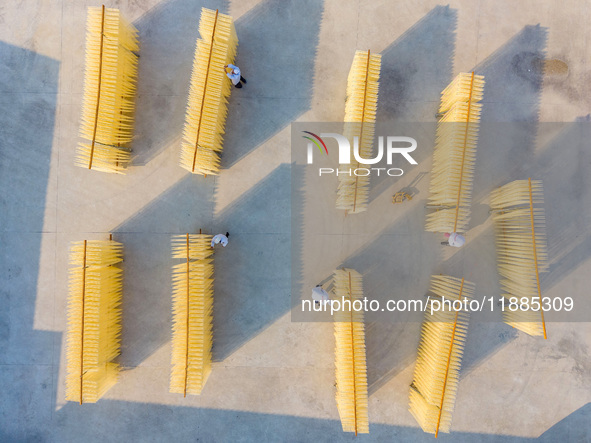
[191,10,220,174]
[489,178,547,339]
[349,50,372,215]
[87,5,133,170]
[78,233,115,404]
[426,72,477,233]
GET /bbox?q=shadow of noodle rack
[170,233,214,396]
[409,275,475,437]
[337,50,381,215]
[76,6,139,174]
[333,268,369,434]
[65,239,123,404]
[179,8,238,176]
[490,178,549,338]
[425,72,485,233]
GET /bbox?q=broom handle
[528,178,547,339]
[435,277,464,438]
[347,271,358,436]
[89,5,106,170]
[352,50,371,214]
[452,72,475,232]
[79,240,88,404]
[192,9,219,173]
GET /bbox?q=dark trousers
[234,76,247,88]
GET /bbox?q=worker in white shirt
[312,285,334,308]
[441,232,465,247]
[224,64,247,88]
[211,232,230,248]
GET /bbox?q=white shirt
[448,233,465,247]
[211,234,228,247]
[226,64,241,85]
[312,286,330,302]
